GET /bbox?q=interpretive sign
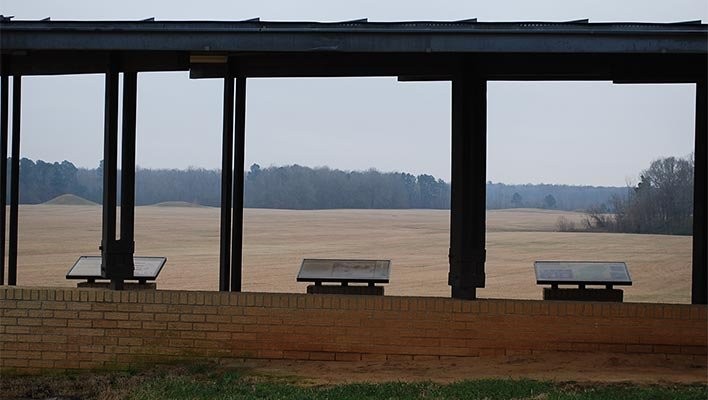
[297,259,390,284]
[534,261,632,286]
[67,256,166,281]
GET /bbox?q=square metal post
[0,75,8,285]
[449,74,487,299]
[100,66,122,288]
[693,80,707,304]
[118,71,137,277]
[219,74,235,291]
[8,75,21,286]
[101,67,138,290]
[231,76,246,292]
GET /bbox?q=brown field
[13,205,692,304]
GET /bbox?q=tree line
[9,156,694,235]
[487,182,626,212]
[9,157,627,212]
[582,155,694,235]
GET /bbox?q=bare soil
[231,352,707,385]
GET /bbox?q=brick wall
[0,287,706,372]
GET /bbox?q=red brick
[155,313,180,322]
[130,313,154,321]
[180,331,207,339]
[28,359,55,369]
[283,350,310,360]
[309,351,335,361]
[205,331,231,340]
[93,320,118,328]
[79,345,104,353]
[335,352,361,361]
[690,307,708,320]
[180,314,205,323]
[596,344,626,353]
[479,348,506,357]
[143,304,168,313]
[167,322,193,330]
[653,344,682,354]
[193,323,218,331]
[42,351,67,360]
[681,346,707,355]
[118,337,143,346]
[93,303,117,312]
[42,335,67,344]
[17,318,42,326]
[413,355,440,361]
[142,321,167,330]
[115,320,142,329]
[15,351,43,359]
[627,344,653,353]
[206,314,231,323]
[93,336,118,346]
[104,312,129,320]
[5,326,30,334]
[387,354,413,361]
[43,318,68,327]
[257,350,283,359]
[168,339,194,347]
[4,309,27,317]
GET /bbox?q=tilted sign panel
[534,261,631,285]
[298,259,390,283]
[67,256,166,280]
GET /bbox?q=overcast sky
[3,1,707,186]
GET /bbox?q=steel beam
[8,76,20,286]
[449,75,486,300]
[231,77,246,292]
[693,80,707,304]
[100,66,121,288]
[119,71,137,278]
[0,75,7,285]
[2,50,705,83]
[219,74,234,291]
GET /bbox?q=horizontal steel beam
[0,51,188,76]
[1,50,706,86]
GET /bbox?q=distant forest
[10,158,627,211]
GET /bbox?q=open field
[12,205,692,303]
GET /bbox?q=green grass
[126,374,707,400]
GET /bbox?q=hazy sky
[3,1,707,186]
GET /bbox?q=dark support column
[100,67,121,289]
[219,75,235,291]
[0,75,8,285]
[8,76,21,286]
[231,77,246,292]
[449,75,486,300]
[118,71,137,277]
[692,80,707,305]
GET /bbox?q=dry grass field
[12,204,692,303]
